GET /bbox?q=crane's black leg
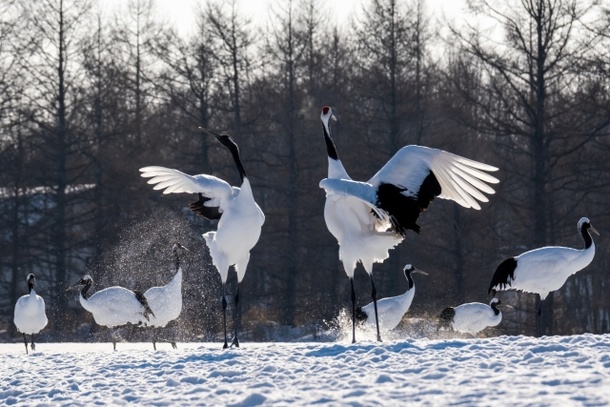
[370,274,382,342]
[536,296,543,337]
[350,277,356,344]
[22,333,28,355]
[231,284,241,348]
[31,334,36,352]
[222,283,229,349]
[152,330,157,351]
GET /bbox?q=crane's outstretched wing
[139,166,236,218]
[320,146,499,236]
[368,145,499,210]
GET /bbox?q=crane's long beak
[65,282,80,292]
[591,225,600,236]
[198,127,222,138]
[175,242,190,252]
[498,304,515,310]
[331,114,337,121]
[413,269,428,276]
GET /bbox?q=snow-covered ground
[2,334,610,406]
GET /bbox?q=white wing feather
[139,166,236,213]
[368,146,499,210]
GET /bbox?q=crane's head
[490,297,514,310]
[26,273,35,283]
[578,217,599,236]
[198,127,237,149]
[320,106,337,124]
[404,264,428,277]
[75,275,93,286]
[173,242,189,252]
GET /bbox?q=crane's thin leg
[350,277,356,344]
[222,283,229,349]
[22,333,28,355]
[231,283,240,348]
[31,334,36,351]
[536,296,543,337]
[370,274,382,342]
[152,330,157,351]
[113,340,117,351]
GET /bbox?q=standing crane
[14,274,48,354]
[488,217,598,336]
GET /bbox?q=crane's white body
[202,178,264,283]
[358,264,425,331]
[447,299,503,335]
[360,282,416,331]
[14,286,48,335]
[143,266,183,328]
[78,281,149,328]
[489,217,597,301]
[324,190,401,277]
[501,245,594,301]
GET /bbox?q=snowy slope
[1,335,609,406]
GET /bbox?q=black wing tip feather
[488,257,518,295]
[133,290,155,321]
[439,307,455,328]
[354,306,368,323]
[189,193,223,220]
[375,172,441,237]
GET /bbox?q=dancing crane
[13,274,48,354]
[318,106,499,343]
[140,128,265,348]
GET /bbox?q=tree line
[1,0,610,343]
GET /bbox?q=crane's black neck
[580,224,593,249]
[491,301,500,316]
[81,281,92,300]
[217,135,246,183]
[174,247,181,272]
[28,281,34,293]
[323,121,339,161]
[405,269,415,290]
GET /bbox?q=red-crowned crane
[488,217,598,336]
[71,275,154,350]
[439,298,510,335]
[318,106,499,343]
[140,129,265,349]
[355,264,427,332]
[13,274,48,354]
[143,243,188,350]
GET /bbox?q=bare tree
[453,0,609,335]
[206,0,256,132]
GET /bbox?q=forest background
[1,0,610,342]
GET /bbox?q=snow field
[1,334,609,406]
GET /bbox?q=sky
[103,0,470,37]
